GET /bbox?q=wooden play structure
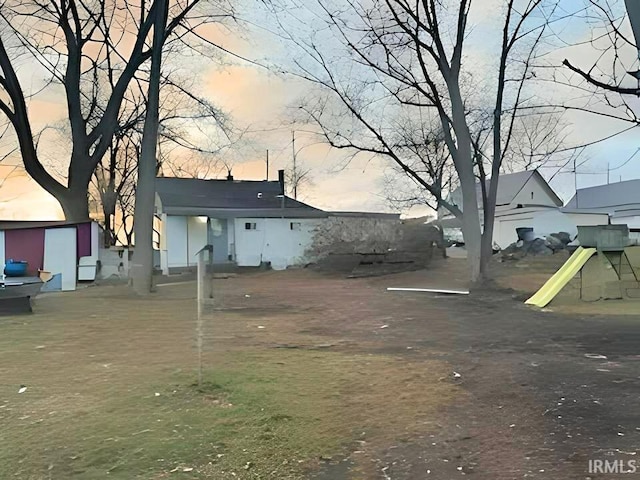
[526,225,640,307]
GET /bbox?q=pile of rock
[500,231,572,260]
[308,222,443,276]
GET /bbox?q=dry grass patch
[0,284,457,479]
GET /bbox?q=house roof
[155,177,328,218]
[613,209,640,217]
[329,211,400,219]
[565,179,640,212]
[0,219,93,231]
[478,170,563,207]
[447,170,563,210]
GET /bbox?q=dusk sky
[0,0,638,220]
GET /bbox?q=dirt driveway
[1,258,638,479]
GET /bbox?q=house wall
[511,175,559,207]
[611,215,640,228]
[186,216,208,265]
[228,219,236,261]
[4,228,45,275]
[162,215,403,271]
[493,209,610,248]
[159,213,168,273]
[165,216,188,268]
[565,213,610,228]
[494,213,537,248]
[234,218,322,269]
[207,218,229,263]
[164,215,210,268]
[76,223,92,258]
[0,231,4,274]
[43,228,77,291]
[612,215,640,244]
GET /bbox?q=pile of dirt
[500,232,573,261]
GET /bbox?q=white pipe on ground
[386,287,470,295]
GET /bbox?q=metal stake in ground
[195,245,213,387]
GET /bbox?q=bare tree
[92,136,139,247]
[560,1,640,119]
[160,149,225,180]
[131,0,169,294]
[0,0,232,221]
[90,84,228,246]
[381,114,457,213]
[270,0,563,282]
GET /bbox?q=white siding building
[439,170,609,248]
[155,171,328,273]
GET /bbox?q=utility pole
[292,130,297,199]
[266,150,269,181]
[607,162,610,184]
[574,155,578,208]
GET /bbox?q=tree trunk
[455,157,482,285]
[479,177,499,277]
[448,80,483,285]
[131,0,168,295]
[101,188,117,247]
[102,205,115,247]
[458,170,482,284]
[57,189,90,222]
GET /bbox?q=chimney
[278,169,285,195]
[226,169,233,181]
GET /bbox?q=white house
[439,170,609,248]
[155,171,330,273]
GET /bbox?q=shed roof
[0,219,92,231]
[565,179,640,212]
[155,177,327,217]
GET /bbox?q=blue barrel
[4,259,28,277]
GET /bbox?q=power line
[554,148,640,177]
[609,148,640,171]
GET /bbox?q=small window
[245,222,257,230]
[290,222,301,231]
[531,191,534,199]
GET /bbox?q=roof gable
[448,170,562,209]
[489,170,536,206]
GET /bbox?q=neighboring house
[0,220,100,290]
[439,170,608,248]
[155,171,402,273]
[440,170,564,220]
[155,171,330,272]
[566,179,640,239]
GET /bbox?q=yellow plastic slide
[525,246,597,308]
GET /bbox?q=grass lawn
[0,278,456,479]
